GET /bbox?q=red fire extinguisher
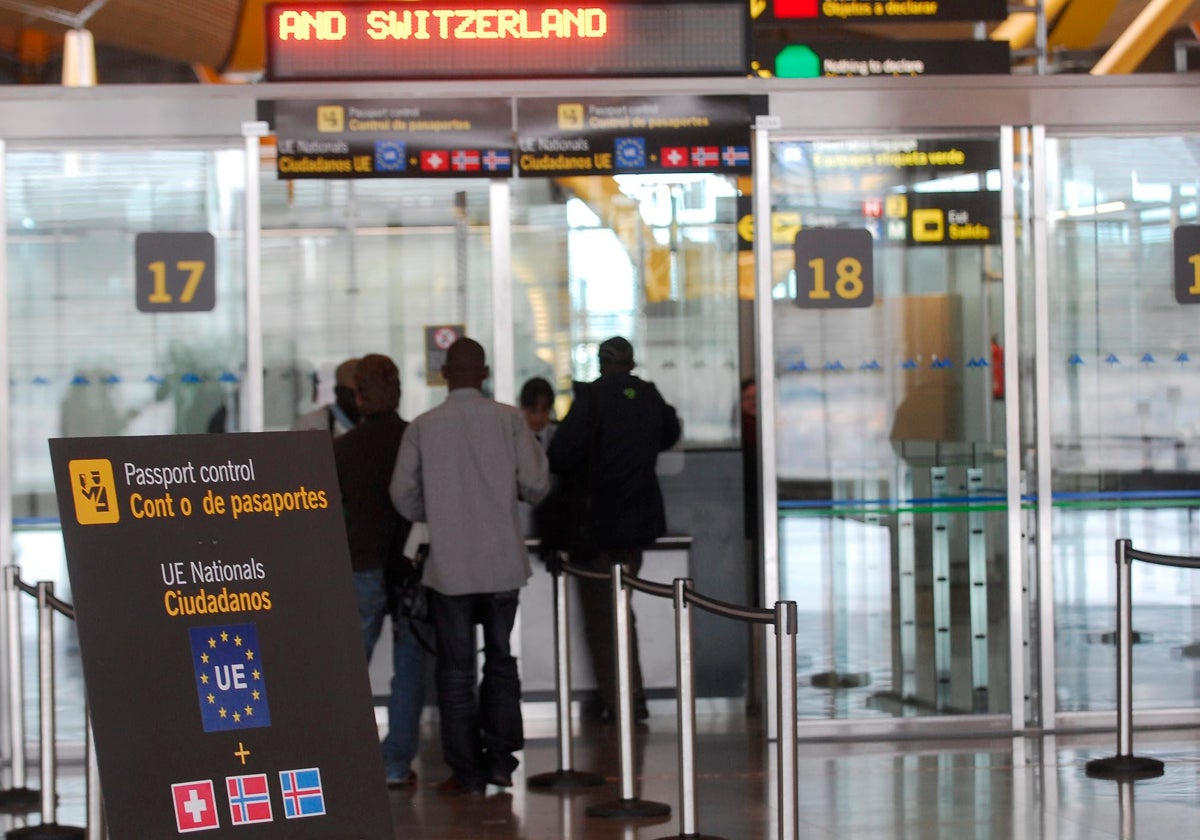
[991,336,1004,401]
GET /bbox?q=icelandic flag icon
[188,623,271,733]
[721,145,750,167]
[482,149,512,172]
[280,768,326,819]
[226,774,273,825]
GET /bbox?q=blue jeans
[354,569,425,779]
[428,588,523,786]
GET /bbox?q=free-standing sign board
[49,432,392,839]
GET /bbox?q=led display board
[265,1,749,81]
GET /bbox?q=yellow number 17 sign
[1175,225,1200,305]
[135,232,216,313]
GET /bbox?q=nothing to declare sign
[269,97,514,179]
[49,432,391,839]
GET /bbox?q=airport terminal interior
[3,0,1200,837]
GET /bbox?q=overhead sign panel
[49,432,393,840]
[515,95,763,177]
[265,1,748,81]
[763,0,1008,22]
[267,98,514,179]
[761,39,1010,77]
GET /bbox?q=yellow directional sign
[737,214,756,243]
[772,211,802,245]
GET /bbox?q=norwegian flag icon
[661,146,689,168]
[691,146,719,167]
[450,149,481,172]
[172,780,219,833]
[420,150,450,172]
[227,774,273,825]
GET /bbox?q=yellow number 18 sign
[793,227,874,309]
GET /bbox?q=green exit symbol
[775,45,820,79]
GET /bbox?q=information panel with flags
[515,95,765,177]
[49,432,392,840]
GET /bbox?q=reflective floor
[6,711,1200,839]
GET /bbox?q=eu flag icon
[188,623,272,733]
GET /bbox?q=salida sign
[50,432,392,839]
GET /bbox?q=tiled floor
[5,710,1200,839]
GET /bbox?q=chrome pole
[1116,539,1133,758]
[528,557,602,788]
[554,561,574,771]
[776,601,798,840]
[675,579,696,835]
[585,562,668,818]
[5,566,26,792]
[613,562,635,801]
[37,581,57,823]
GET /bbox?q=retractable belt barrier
[530,549,800,840]
[1,566,98,840]
[1085,538,1200,781]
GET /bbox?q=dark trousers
[428,588,523,785]
[575,548,644,712]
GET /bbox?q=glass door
[767,133,1013,723]
[1044,133,1200,719]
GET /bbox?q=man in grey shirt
[390,338,549,795]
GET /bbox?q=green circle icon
[775,45,820,79]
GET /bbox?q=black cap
[598,336,634,366]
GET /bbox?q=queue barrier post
[651,578,725,840]
[1086,539,1166,780]
[775,600,798,840]
[7,580,85,840]
[527,554,604,789]
[585,562,671,819]
[1,566,38,813]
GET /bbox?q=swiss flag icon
[172,780,219,833]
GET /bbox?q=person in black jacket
[333,353,424,788]
[547,336,681,722]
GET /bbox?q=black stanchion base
[6,823,86,840]
[1085,754,1165,780]
[810,670,871,689]
[527,769,606,789]
[0,788,39,814]
[586,797,671,819]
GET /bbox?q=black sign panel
[266,1,748,81]
[793,228,874,308]
[1175,225,1200,304]
[756,0,1008,23]
[775,138,1000,177]
[515,95,763,177]
[49,432,392,840]
[269,98,515,179]
[873,190,1000,247]
[135,232,216,312]
[756,38,1010,78]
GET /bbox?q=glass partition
[510,174,742,446]
[1046,134,1200,714]
[258,176,495,427]
[769,134,1012,720]
[6,147,247,524]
